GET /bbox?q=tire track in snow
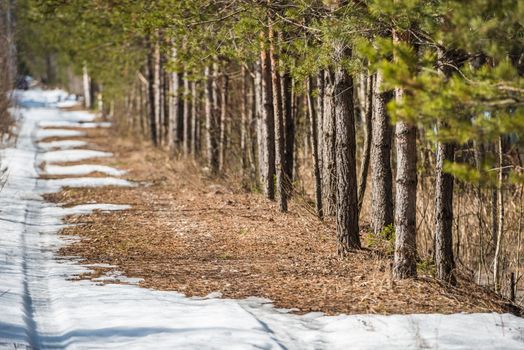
[0,101,132,349]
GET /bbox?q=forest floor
[6,88,523,349]
[44,123,520,316]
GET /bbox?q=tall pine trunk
[183,72,192,155]
[322,70,337,216]
[219,68,228,171]
[255,59,265,188]
[205,65,219,174]
[370,71,394,234]
[357,74,373,213]
[153,40,161,146]
[241,65,249,173]
[169,48,183,150]
[269,23,287,211]
[435,51,456,284]
[146,43,157,145]
[435,141,456,283]
[282,72,294,188]
[307,76,323,218]
[261,47,276,200]
[82,64,91,109]
[334,65,360,253]
[190,80,199,155]
[393,30,418,279]
[494,136,505,292]
[316,70,325,183]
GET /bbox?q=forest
[1,0,524,348]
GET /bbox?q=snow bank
[43,177,134,191]
[38,140,88,151]
[1,89,523,350]
[36,128,86,140]
[44,164,127,176]
[39,149,112,163]
[39,120,111,128]
[13,88,69,108]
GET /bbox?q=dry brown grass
[41,125,523,316]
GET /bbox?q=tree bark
[282,71,294,188]
[255,59,265,188]
[357,74,373,213]
[146,43,158,145]
[392,29,418,279]
[435,49,456,285]
[269,23,287,212]
[169,48,183,151]
[494,136,505,292]
[393,113,418,278]
[219,68,229,170]
[370,71,394,234]
[162,65,170,146]
[153,40,161,146]
[191,80,199,155]
[334,66,360,253]
[307,76,323,219]
[316,70,325,181]
[158,53,165,146]
[435,141,456,284]
[82,64,91,109]
[205,65,219,174]
[322,70,337,216]
[183,71,192,155]
[261,47,276,200]
[241,65,249,173]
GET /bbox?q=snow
[39,120,111,128]
[56,100,82,109]
[36,128,86,140]
[44,164,127,176]
[1,89,523,349]
[43,177,135,191]
[38,140,88,150]
[39,149,112,163]
[12,88,69,108]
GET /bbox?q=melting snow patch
[56,100,82,109]
[36,128,86,140]
[38,140,88,150]
[39,149,112,163]
[44,164,126,176]
[92,270,144,285]
[39,120,111,128]
[41,204,131,217]
[42,177,135,192]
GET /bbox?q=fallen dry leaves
[42,126,520,316]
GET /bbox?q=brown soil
[45,126,520,316]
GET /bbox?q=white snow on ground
[39,149,112,163]
[44,177,134,191]
[39,121,111,129]
[44,164,127,177]
[1,89,523,350]
[36,128,86,140]
[56,100,82,109]
[38,140,88,151]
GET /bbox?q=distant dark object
[16,76,31,90]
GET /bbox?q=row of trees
[0,0,16,135]
[15,1,524,297]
